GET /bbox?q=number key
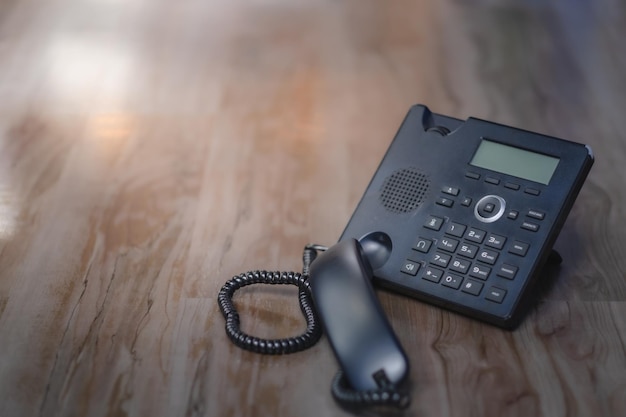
[477,249,499,265]
[445,222,467,238]
[469,264,491,280]
[485,233,506,250]
[465,227,486,243]
[431,252,451,268]
[437,237,459,253]
[450,258,471,274]
[458,243,479,259]
[441,273,463,289]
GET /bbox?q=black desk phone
[339,104,593,328]
[219,104,593,409]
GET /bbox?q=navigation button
[475,195,506,223]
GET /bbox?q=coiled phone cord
[217,244,410,409]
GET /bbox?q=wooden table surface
[1,1,625,416]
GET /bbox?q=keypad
[401,182,539,306]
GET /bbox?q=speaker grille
[379,168,429,213]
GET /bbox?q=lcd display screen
[470,139,560,185]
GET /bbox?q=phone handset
[218,239,410,409]
[308,239,410,402]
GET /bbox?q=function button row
[465,170,541,199]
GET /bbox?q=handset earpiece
[308,239,409,392]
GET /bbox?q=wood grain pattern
[1,0,625,416]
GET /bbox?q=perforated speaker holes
[379,168,429,213]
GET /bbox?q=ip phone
[340,104,593,328]
[218,105,593,409]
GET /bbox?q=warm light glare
[44,35,135,108]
